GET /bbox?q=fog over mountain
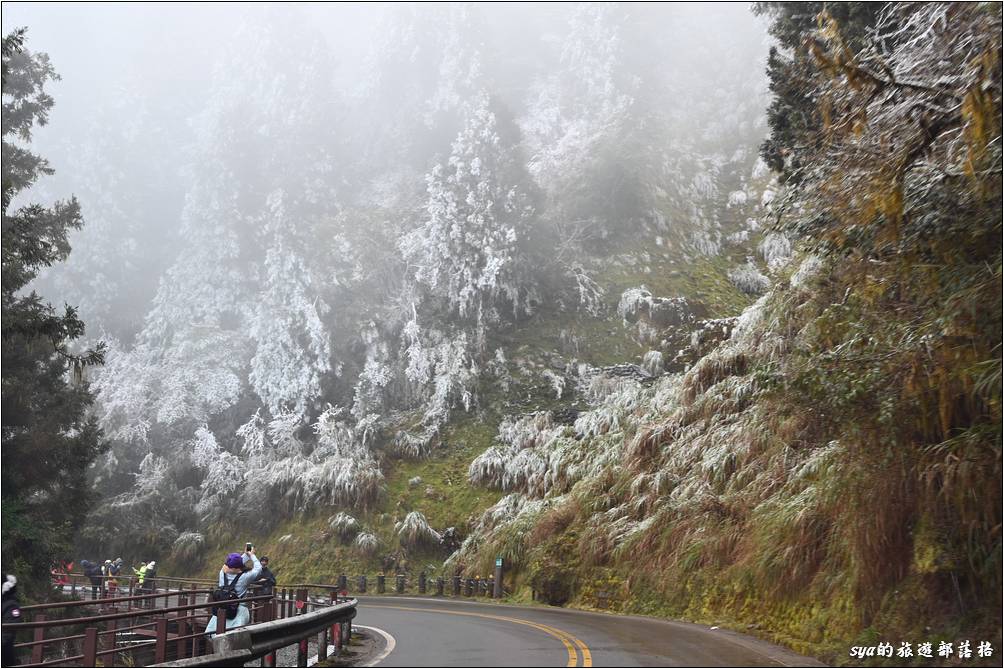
[3,3,999,662]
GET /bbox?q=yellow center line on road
[365,604,592,667]
[534,621,592,667]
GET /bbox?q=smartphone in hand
[246,542,253,553]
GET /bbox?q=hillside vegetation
[11,3,996,663]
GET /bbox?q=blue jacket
[217,552,262,599]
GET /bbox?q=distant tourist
[105,558,123,596]
[254,556,277,597]
[206,547,261,636]
[81,560,102,599]
[144,561,157,593]
[2,575,21,666]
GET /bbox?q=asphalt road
[355,596,825,667]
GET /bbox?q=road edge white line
[357,624,397,667]
[307,624,398,667]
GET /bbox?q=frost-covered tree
[401,94,536,327]
[85,16,344,547]
[248,191,332,417]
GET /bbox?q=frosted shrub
[355,532,379,556]
[758,232,792,271]
[392,428,438,459]
[487,348,512,392]
[691,229,721,256]
[351,325,393,421]
[642,350,664,377]
[542,370,566,399]
[790,255,824,289]
[267,410,304,457]
[397,511,441,548]
[328,512,361,541]
[241,405,386,514]
[496,412,561,451]
[236,410,267,460]
[727,190,748,207]
[451,493,551,570]
[468,445,509,490]
[171,532,205,563]
[617,287,653,325]
[571,267,605,317]
[728,259,770,295]
[470,412,589,498]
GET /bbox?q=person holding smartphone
[205,545,261,636]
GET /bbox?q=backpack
[209,572,242,619]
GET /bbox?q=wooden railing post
[214,606,228,638]
[319,626,329,661]
[104,618,117,657]
[155,617,168,663]
[177,619,189,659]
[31,613,46,664]
[83,627,98,666]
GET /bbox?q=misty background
[3,2,773,563]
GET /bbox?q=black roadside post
[436,577,444,596]
[358,575,367,593]
[452,575,461,596]
[377,573,385,594]
[418,571,427,594]
[493,557,504,598]
[395,573,405,594]
[338,574,348,591]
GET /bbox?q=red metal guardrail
[2,575,352,667]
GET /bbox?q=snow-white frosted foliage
[267,411,305,458]
[642,350,664,377]
[352,323,393,422]
[758,232,793,271]
[728,258,771,295]
[91,20,344,532]
[401,94,534,325]
[469,412,586,498]
[399,318,478,429]
[424,7,485,124]
[171,532,205,561]
[542,370,566,399]
[189,426,243,518]
[617,287,654,325]
[236,410,267,461]
[328,512,361,541]
[397,511,441,548]
[523,3,633,193]
[354,532,380,556]
[248,190,331,417]
[571,267,606,317]
[236,405,385,513]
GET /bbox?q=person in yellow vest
[133,562,148,594]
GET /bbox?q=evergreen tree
[754,2,886,181]
[401,93,536,329]
[1,29,106,595]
